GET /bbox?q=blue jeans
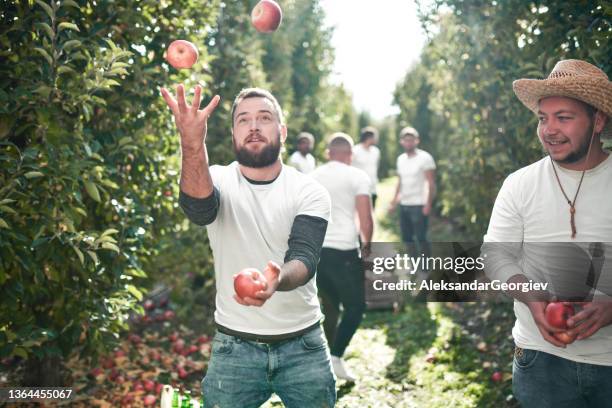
[202,325,336,407]
[513,347,612,407]
[399,205,431,259]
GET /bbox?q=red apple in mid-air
[251,0,282,33]
[165,40,198,69]
[545,302,577,344]
[234,268,268,300]
[491,371,503,382]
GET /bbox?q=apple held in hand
[545,302,576,344]
[545,302,574,329]
[251,0,283,33]
[554,331,577,345]
[234,268,268,299]
[165,40,199,69]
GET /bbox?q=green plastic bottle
[181,390,191,408]
[171,389,180,408]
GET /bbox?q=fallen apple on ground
[251,0,282,33]
[165,40,198,69]
[491,371,503,382]
[234,268,268,300]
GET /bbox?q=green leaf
[86,250,98,265]
[33,85,53,98]
[72,245,84,265]
[33,48,53,65]
[0,199,16,205]
[35,22,55,40]
[118,136,132,146]
[126,284,143,301]
[12,347,28,359]
[35,0,55,20]
[62,39,82,52]
[58,22,80,32]
[0,218,8,229]
[57,65,76,75]
[83,180,100,202]
[0,205,17,214]
[101,242,120,253]
[100,179,119,189]
[24,171,44,179]
[103,38,118,51]
[128,269,147,278]
[74,207,88,217]
[95,235,116,245]
[61,0,80,9]
[101,228,119,237]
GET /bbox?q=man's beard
[549,122,594,165]
[233,134,281,168]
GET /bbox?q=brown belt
[215,321,320,344]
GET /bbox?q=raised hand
[160,84,220,152]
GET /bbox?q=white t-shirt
[484,154,612,365]
[288,151,316,174]
[311,161,371,250]
[207,162,331,335]
[352,144,380,194]
[396,149,436,205]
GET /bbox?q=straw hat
[513,59,612,139]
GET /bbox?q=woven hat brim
[513,77,612,139]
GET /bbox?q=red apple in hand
[234,268,268,300]
[251,0,283,33]
[545,302,576,344]
[554,331,577,344]
[545,302,574,329]
[165,40,198,69]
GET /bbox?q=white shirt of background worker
[352,126,381,208]
[288,131,316,174]
[311,132,373,383]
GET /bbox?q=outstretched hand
[160,84,220,152]
[233,261,282,307]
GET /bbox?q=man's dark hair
[231,87,284,126]
[360,126,378,143]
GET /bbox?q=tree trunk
[22,355,64,387]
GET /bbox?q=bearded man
[161,86,335,408]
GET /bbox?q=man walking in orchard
[483,59,612,407]
[352,126,381,209]
[389,127,436,265]
[311,133,373,382]
[288,131,316,173]
[161,85,335,408]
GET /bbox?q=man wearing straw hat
[483,59,612,407]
